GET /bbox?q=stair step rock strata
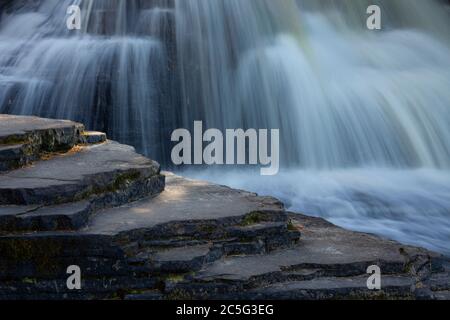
[0,114,448,300]
[82,131,107,145]
[0,115,84,172]
[0,141,164,206]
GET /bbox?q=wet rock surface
[0,115,448,300]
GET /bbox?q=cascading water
[0,1,449,254]
[0,0,174,158]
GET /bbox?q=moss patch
[0,134,29,146]
[165,273,186,283]
[74,170,142,203]
[22,277,37,284]
[240,212,265,226]
[287,219,298,231]
[112,171,141,191]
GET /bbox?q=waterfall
[0,0,174,158]
[0,0,449,254]
[175,0,450,169]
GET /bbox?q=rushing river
[0,0,449,254]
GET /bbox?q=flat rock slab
[84,172,284,236]
[154,244,213,262]
[243,275,415,300]
[0,141,162,205]
[150,244,221,273]
[0,201,91,233]
[0,114,84,171]
[194,214,435,283]
[0,114,83,142]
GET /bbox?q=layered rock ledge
[0,115,448,300]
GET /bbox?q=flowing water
[0,0,449,254]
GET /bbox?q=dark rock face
[0,115,448,300]
[168,214,449,300]
[0,141,163,206]
[82,131,107,144]
[0,115,84,172]
[0,173,299,300]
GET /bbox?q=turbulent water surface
[0,1,449,254]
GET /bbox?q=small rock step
[0,141,164,206]
[242,275,415,300]
[0,201,91,233]
[0,144,29,172]
[152,244,222,273]
[227,222,288,238]
[0,115,84,171]
[84,173,285,237]
[0,144,25,159]
[81,131,107,145]
[128,244,222,274]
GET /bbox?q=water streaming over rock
[0,0,449,254]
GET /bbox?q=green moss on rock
[240,212,265,226]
